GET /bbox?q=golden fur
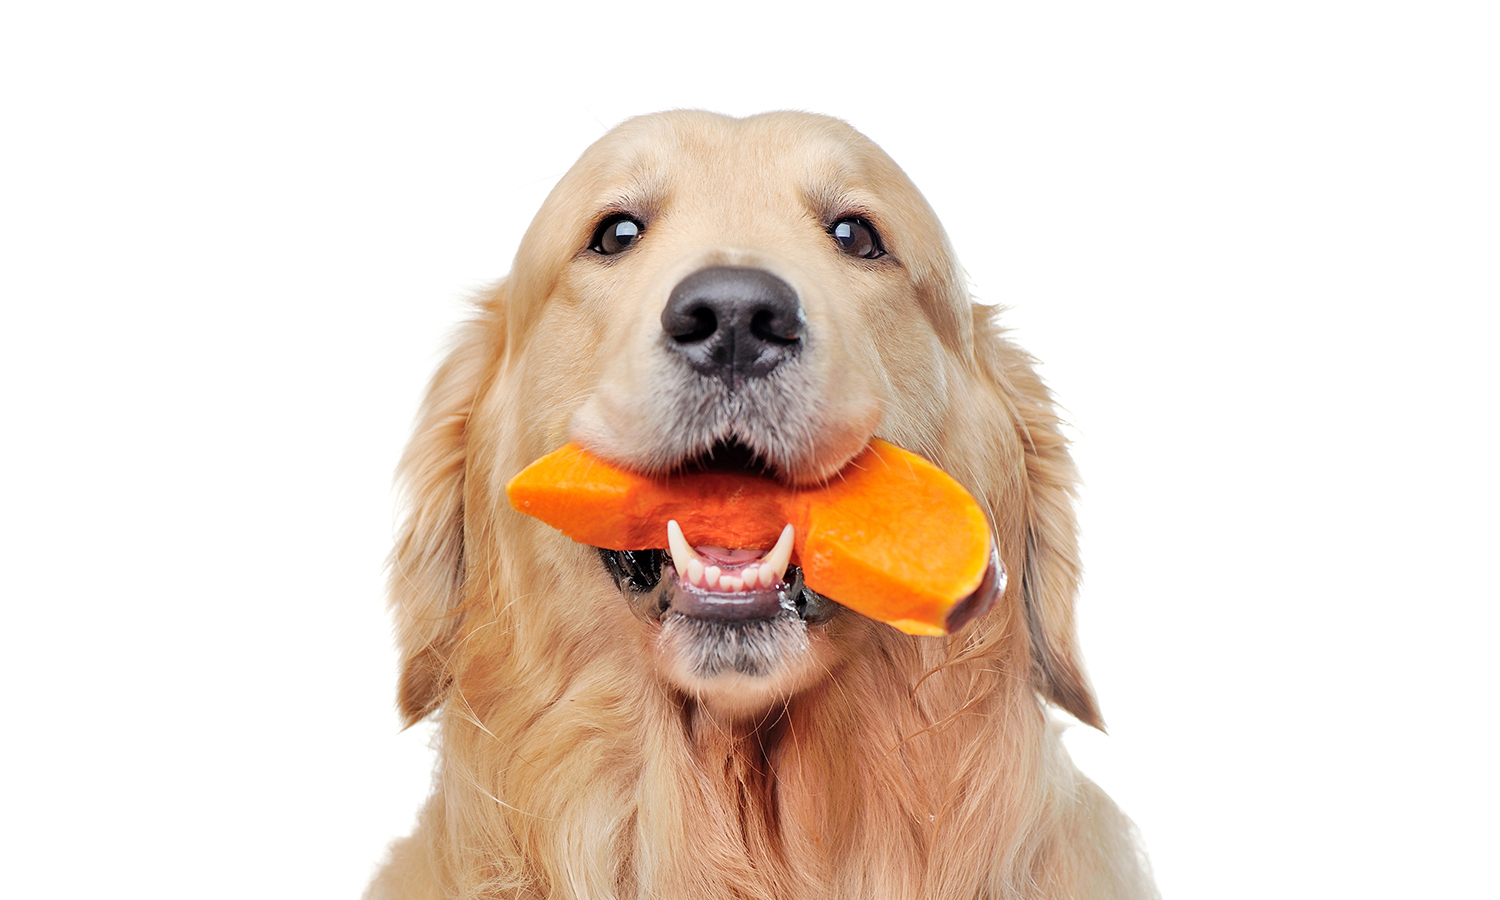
[369,111,1155,899]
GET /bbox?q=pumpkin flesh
[505,440,993,635]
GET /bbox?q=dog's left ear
[388,286,505,727]
[972,306,1105,731]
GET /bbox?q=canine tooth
[686,556,705,586]
[666,520,699,576]
[763,524,795,584]
[705,565,721,589]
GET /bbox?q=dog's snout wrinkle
[661,266,804,381]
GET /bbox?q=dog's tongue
[697,546,764,564]
[667,520,795,593]
[506,439,999,634]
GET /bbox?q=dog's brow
[589,176,665,226]
[594,182,657,214]
[802,178,879,226]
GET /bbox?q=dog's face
[391,111,1100,728]
[558,115,951,486]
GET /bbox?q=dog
[368,111,1156,899]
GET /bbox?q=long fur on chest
[394,605,1133,900]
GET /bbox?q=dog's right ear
[388,284,505,727]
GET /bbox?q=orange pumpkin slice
[505,440,997,635]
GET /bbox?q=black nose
[661,266,804,381]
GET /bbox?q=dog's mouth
[600,530,834,686]
[597,441,836,629]
[670,438,780,479]
[598,524,836,627]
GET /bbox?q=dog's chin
[601,551,838,719]
[590,431,856,718]
[656,611,823,719]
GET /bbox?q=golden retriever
[368,111,1156,899]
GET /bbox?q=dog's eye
[829,217,884,259]
[591,214,645,255]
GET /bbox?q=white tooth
[686,557,705,586]
[666,520,699,575]
[742,565,760,589]
[720,574,743,592]
[763,524,795,584]
[705,565,721,589]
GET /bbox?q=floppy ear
[974,305,1104,731]
[388,286,504,727]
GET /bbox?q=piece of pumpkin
[505,440,996,635]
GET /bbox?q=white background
[3,2,1496,897]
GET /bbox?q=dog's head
[388,111,1100,728]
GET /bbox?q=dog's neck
[430,628,1069,898]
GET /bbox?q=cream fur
[369,111,1156,900]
